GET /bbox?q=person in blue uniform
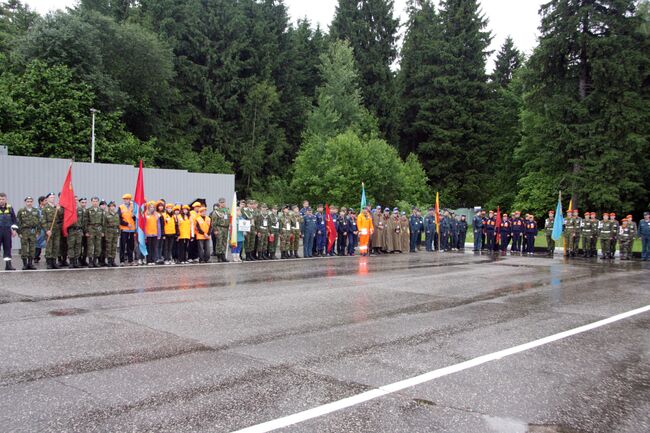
[440,211,451,251]
[457,214,468,249]
[473,211,483,252]
[302,207,317,258]
[424,208,436,252]
[481,210,488,250]
[409,208,422,252]
[336,209,348,256]
[450,212,459,251]
[314,204,326,256]
[347,209,358,255]
[328,206,338,256]
[510,211,524,254]
[499,213,511,254]
[524,214,538,255]
[485,210,497,252]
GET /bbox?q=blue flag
[551,194,564,241]
[360,182,366,211]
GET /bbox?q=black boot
[71,258,79,269]
[294,250,300,258]
[5,260,16,271]
[79,257,87,267]
[28,257,36,270]
[22,258,29,270]
[59,258,69,267]
[109,258,117,267]
[88,258,96,268]
[221,253,229,263]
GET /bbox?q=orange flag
[60,163,77,237]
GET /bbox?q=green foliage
[516,0,650,213]
[291,131,404,208]
[0,59,155,164]
[400,153,433,206]
[330,0,399,143]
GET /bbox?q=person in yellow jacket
[162,202,177,264]
[188,201,202,262]
[144,201,160,265]
[356,206,375,256]
[177,205,191,264]
[195,206,211,263]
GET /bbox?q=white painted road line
[232,304,650,433]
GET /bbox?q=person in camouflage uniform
[544,210,555,257]
[242,200,256,261]
[598,213,614,259]
[579,211,595,258]
[279,206,292,259]
[564,210,577,257]
[571,209,581,256]
[291,205,303,258]
[589,212,599,257]
[64,197,85,268]
[255,203,271,260]
[104,201,120,267]
[41,193,62,269]
[609,212,619,257]
[17,196,40,270]
[267,204,279,259]
[211,197,230,262]
[618,219,633,260]
[85,197,105,268]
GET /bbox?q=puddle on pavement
[48,308,89,316]
[484,415,579,433]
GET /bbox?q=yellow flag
[567,199,573,212]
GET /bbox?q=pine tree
[330,0,399,144]
[398,0,493,206]
[515,0,650,213]
[491,36,523,88]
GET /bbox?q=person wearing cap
[267,204,280,260]
[356,206,374,256]
[336,208,349,256]
[598,213,613,259]
[103,201,120,267]
[564,209,577,257]
[510,211,524,254]
[399,212,410,252]
[41,193,62,269]
[457,214,468,250]
[291,205,303,258]
[609,212,619,258]
[154,201,166,264]
[314,204,326,256]
[618,219,634,260]
[472,210,483,252]
[16,196,40,270]
[241,200,256,261]
[384,208,397,253]
[572,209,583,256]
[639,212,650,261]
[423,208,436,252]
[177,205,192,263]
[81,197,103,268]
[484,210,497,253]
[118,193,136,265]
[279,205,292,259]
[0,193,20,271]
[579,211,594,258]
[480,210,488,250]
[523,214,538,255]
[143,201,159,265]
[450,211,459,251]
[195,206,211,263]
[161,202,177,265]
[625,215,637,256]
[544,210,556,257]
[327,205,339,256]
[497,214,510,254]
[302,207,317,258]
[34,196,47,264]
[409,208,422,253]
[255,203,271,260]
[186,201,202,263]
[371,206,384,254]
[439,211,451,252]
[347,209,358,255]
[211,198,230,262]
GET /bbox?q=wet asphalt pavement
[0,252,648,433]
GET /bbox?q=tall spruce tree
[515,0,650,214]
[491,36,523,87]
[398,0,492,206]
[330,0,399,144]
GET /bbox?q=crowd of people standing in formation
[1,192,650,271]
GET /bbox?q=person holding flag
[133,160,148,265]
[545,210,557,256]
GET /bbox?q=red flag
[60,164,77,237]
[134,160,148,255]
[495,206,502,244]
[325,204,337,253]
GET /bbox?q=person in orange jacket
[195,206,212,263]
[177,205,191,263]
[356,206,375,256]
